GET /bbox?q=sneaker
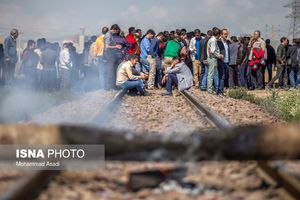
[289,87,296,91]
[207,90,215,94]
[157,84,162,89]
[161,91,172,96]
[147,86,155,90]
[217,93,225,97]
[141,91,152,96]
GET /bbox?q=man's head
[253,30,261,40]
[181,32,187,40]
[128,53,139,66]
[280,37,288,46]
[27,40,35,50]
[37,38,46,50]
[221,29,228,40]
[174,29,181,39]
[10,29,19,39]
[230,36,238,43]
[171,56,181,66]
[110,24,120,34]
[212,27,221,39]
[102,27,109,35]
[135,29,142,38]
[157,32,164,41]
[207,30,213,37]
[194,29,201,39]
[292,38,299,46]
[63,42,70,50]
[146,29,155,40]
[266,39,271,45]
[128,27,135,35]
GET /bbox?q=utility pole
[265,25,280,47]
[284,0,300,38]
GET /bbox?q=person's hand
[93,58,98,66]
[161,75,167,85]
[219,54,224,59]
[5,58,10,62]
[144,72,149,75]
[281,60,285,65]
[116,45,122,49]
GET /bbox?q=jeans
[41,70,56,92]
[156,58,163,86]
[267,64,287,87]
[266,63,273,82]
[135,62,142,73]
[229,65,240,87]
[102,51,123,90]
[3,60,16,85]
[166,73,178,93]
[118,79,145,95]
[238,65,247,88]
[201,64,219,89]
[60,68,71,90]
[218,61,229,95]
[97,56,104,89]
[250,64,264,89]
[140,57,150,73]
[279,65,289,87]
[289,67,300,87]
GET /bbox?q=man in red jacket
[126,27,136,54]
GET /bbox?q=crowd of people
[0,25,300,96]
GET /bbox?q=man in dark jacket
[21,40,38,89]
[3,29,19,85]
[229,36,240,87]
[41,43,58,92]
[0,44,4,85]
[266,37,288,90]
[265,39,276,82]
[287,38,300,88]
[237,37,250,88]
[217,29,230,96]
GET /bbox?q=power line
[284,0,300,38]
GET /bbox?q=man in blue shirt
[140,29,155,88]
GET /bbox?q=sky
[0,0,292,43]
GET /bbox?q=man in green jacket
[266,37,288,90]
[163,39,182,72]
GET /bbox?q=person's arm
[104,33,121,50]
[123,39,132,53]
[126,64,142,80]
[277,45,284,64]
[211,40,221,58]
[4,38,10,60]
[63,51,72,67]
[189,38,195,52]
[93,38,99,57]
[166,65,181,74]
[145,39,151,55]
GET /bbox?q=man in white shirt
[59,43,72,89]
[116,53,148,95]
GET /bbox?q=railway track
[0,88,300,200]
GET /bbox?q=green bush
[228,88,300,122]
